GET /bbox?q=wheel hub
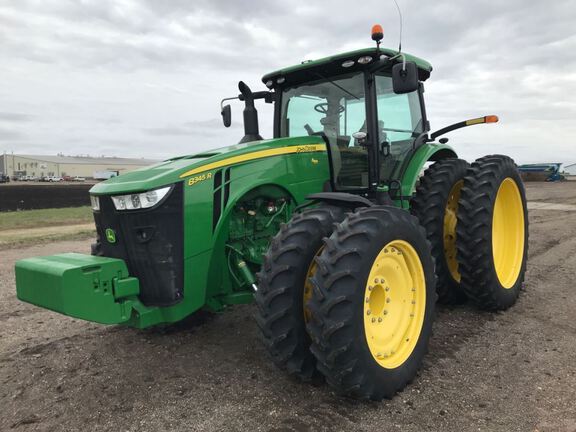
[492,177,525,288]
[363,240,426,369]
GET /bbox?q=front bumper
[16,253,140,325]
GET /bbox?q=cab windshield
[280,72,423,190]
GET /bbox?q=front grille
[93,183,184,307]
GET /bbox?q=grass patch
[0,206,93,231]
[0,229,95,249]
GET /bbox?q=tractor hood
[90,135,324,195]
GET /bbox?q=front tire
[255,206,346,382]
[307,207,437,400]
[457,155,528,310]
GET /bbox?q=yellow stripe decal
[179,144,327,178]
[465,117,485,126]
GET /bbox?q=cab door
[373,74,425,183]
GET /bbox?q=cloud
[0,112,34,122]
[0,128,26,140]
[144,118,241,138]
[0,0,575,165]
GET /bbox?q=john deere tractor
[15,26,528,400]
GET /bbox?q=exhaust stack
[238,81,263,143]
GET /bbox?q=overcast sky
[1,0,575,165]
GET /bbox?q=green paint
[15,253,139,324]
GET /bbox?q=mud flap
[15,253,140,324]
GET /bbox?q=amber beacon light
[371,24,384,42]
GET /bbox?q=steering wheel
[314,102,345,115]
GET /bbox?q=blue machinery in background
[518,163,564,182]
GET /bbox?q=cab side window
[375,75,423,180]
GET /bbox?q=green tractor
[15,27,528,400]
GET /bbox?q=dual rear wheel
[412,155,528,309]
[256,154,528,400]
[256,205,437,400]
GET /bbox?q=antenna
[392,0,403,53]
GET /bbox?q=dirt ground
[1,182,575,432]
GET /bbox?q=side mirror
[221,104,231,127]
[392,61,419,94]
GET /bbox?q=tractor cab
[265,48,430,194]
[222,44,433,201]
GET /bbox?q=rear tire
[457,155,528,310]
[255,206,346,382]
[307,207,437,400]
[411,158,469,304]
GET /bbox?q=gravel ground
[1,182,575,432]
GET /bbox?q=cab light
[111,186,171,211]
[357,56,373,64]
[342,60,355,68]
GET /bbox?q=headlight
[90,195,100,211]
[111,186,172,211]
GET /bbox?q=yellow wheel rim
[303,247,323,324]
[443,180,463,282]
[363,240,426,369]
[492,177,525,288]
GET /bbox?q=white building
[0,153,158,179]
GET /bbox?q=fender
[399,143,458,206]
[306,192,374,209]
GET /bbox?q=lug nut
[386,298,391,303]
[380,278,385,284]
[367,310,371,315]
[378,317,382,322]
[383,310,388,315]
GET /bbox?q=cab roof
[262,47,433,88]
